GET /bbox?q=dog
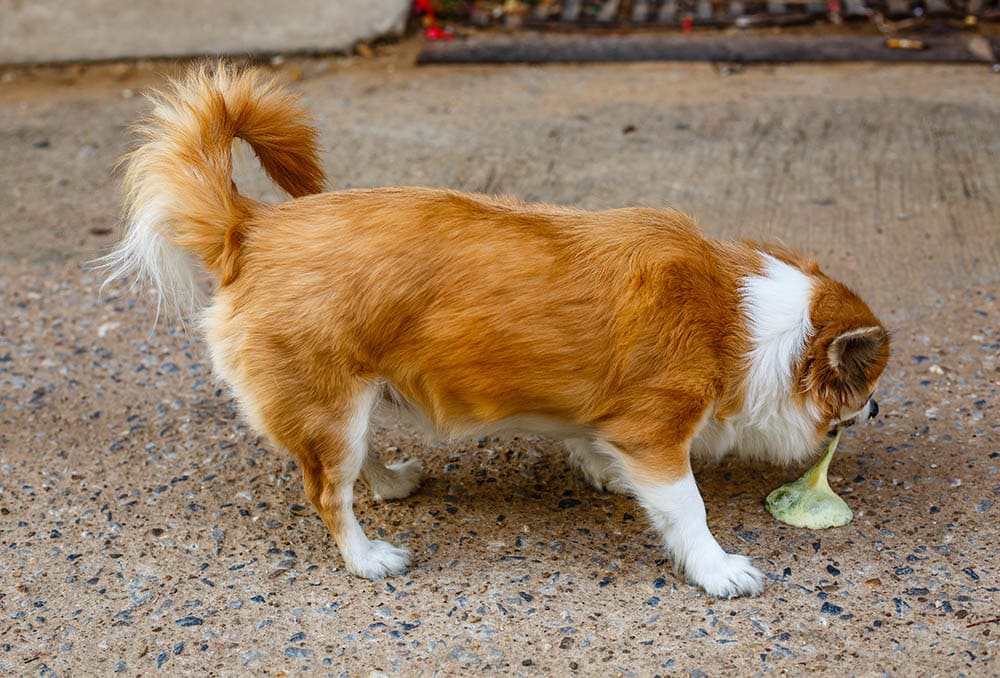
[103,64,889,598]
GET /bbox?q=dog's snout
[868,398,879,419]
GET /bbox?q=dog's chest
[690,401,819,465]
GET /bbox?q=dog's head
[800,278,890,435]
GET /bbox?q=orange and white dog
[104,65,889,598]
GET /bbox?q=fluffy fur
[104,64,890,598]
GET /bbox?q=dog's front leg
[597,395,764,597]
[630,466,764,598]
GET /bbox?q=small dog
[104,65,889,598]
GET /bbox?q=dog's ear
[827,326,888,387]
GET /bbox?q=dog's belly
[461,414,590,441]
[377,383,591,442]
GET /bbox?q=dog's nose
[868,399,879,419]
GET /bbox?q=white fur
[97,70,251,320]
[201,321,411,579]
[565,437,631,495]
[333,385,411,579]
[362,457,424,502]
[692,253,819,465]
[98,197,205,321]
[379,384,593,444]
[837,397,875,426]
[631,472,764,598]
[337,517,410,580]
[201,295,270,435]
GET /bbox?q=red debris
[827,0,843,22]
[413,0,457,41]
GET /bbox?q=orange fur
[117,63,324,304]
[215,191,757,484]
[111,65,890,587]
[800,277,891,430]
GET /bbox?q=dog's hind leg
[361,455,424,502]
[261,380,410,579]
[564,437,631,495]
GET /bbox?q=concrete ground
[1,45,998,675]
[0,0,409,64]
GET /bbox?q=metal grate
[448,0,1000,29]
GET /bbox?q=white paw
[574,461,608,492]
[603,476,633,496]
[687,552,764,599]
[577,468,630,496]
[344,540,411,580]
[371,458,423,502]
[568,445,628,495]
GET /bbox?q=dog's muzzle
[830,398,879,434]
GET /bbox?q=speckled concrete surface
[1,49,998,676]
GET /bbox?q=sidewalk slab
[0,0,410,64]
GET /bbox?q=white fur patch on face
[836,398,874,427]
[631,473,764,598]
[693,254,820,465]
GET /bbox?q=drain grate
[444,0,1000,29]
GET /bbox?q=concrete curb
[0,0,411,65]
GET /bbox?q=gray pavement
[1,47,999,675]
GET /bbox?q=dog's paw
[578,469,630,496]
[602,476,633,496]
[687,552,764,599]
[371,458,424,502]
[568,444,629,495]
[344,540,411,580]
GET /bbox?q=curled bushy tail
[100,63,325,318]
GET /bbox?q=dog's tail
[100,63,325,318]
